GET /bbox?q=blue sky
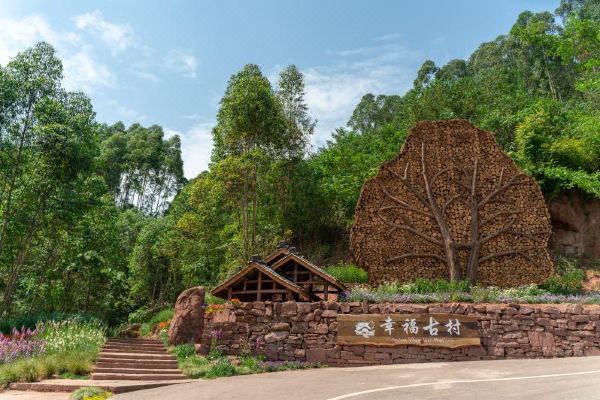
[0,0,559,178]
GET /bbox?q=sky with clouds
[0,0,558,178]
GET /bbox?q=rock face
[168,286,205,346]
[549,190,600,259]
[350,120,553,287]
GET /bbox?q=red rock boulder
[168,286,205,345]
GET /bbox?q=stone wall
[200,301,600,366]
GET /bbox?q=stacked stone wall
[200,301,600,366]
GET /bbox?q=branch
[430,165,468,187]
[479,247,536,264]
[481,210,522,226]
[479,173,525,208]
[442,194,467,214]
[480,217,517,244]
[380,187,434,218]
[387,166,431,211]
[388,253,446,263]
[504,230,546,245]
[377,211,443,246]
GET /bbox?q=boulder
[168,286,205,345]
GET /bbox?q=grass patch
[325,263,368,284]
[169,344,324,380]
[70,386,112,400]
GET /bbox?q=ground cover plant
[168,343,324,379]
[70,387,112,400]
[0,318,106,388]
[325,263,369,284]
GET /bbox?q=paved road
[114,356,600,400]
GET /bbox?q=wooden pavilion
[211,243,346,302]
[211,256,310,302]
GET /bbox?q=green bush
[324,264,368,284]
[139,307,174,337]
[205,294,226,305]
[541,270,585,295]
[171,344,196,361]
[540,253,585,295]
[70,386,112,400]
[204,357,237,379]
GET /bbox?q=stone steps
[90,337,186,382]
[91,373,187,381]
[93,367,181,374]
[98,352,176,360]
[102,346,168,354]
[96,361,179,369]
[10,379,191,394]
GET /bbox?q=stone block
[306,348,327,362]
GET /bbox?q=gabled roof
[270,253,347,291]
[264,246,291,265]
[210,260,310,300]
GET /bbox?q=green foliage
[38,319,106,355]
[138,307,174,337]
[324,264,368,283]
[343,277,593,304]
[0,318,105,387]
[172,344,196,361]
[2,0,600,326]
[70,387,112,400]
[0,353,95,388]
[540,254,586,295]
[204,357,237,379]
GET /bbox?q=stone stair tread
[91,373,187,381]
[9,379,191,394]
[99,352,176,359]
[102,348,168,354]
[96,361,178,367]
[94,367,181,374]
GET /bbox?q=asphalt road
[112,356,600,400]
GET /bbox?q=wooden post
[257,272,262,301]
[228,287,232,300]
[324,284,329,301]
[293,262,298,282]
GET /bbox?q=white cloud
[62,46,116,91]
[166,121,214,178]
[73,10,134,54]
[302,41,420,148]
[0,14,78,65]
[164,50,198,78]
[0,14,116,93]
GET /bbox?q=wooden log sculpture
[350,120,553,287]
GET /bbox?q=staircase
[92,337,187,381]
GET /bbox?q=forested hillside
[0,0,598,323]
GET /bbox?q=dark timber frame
[270,253,346,301]
[210,261,310,302]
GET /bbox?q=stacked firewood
[350,120,553,287]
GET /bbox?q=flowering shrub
[158,321,170,329]
[341,282,600,304]
[204,304,225,317]
[0,327,45,364]
[38,319,105,355]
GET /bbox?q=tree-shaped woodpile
[350,120,553,287]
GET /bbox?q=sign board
[337,314,480,348]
